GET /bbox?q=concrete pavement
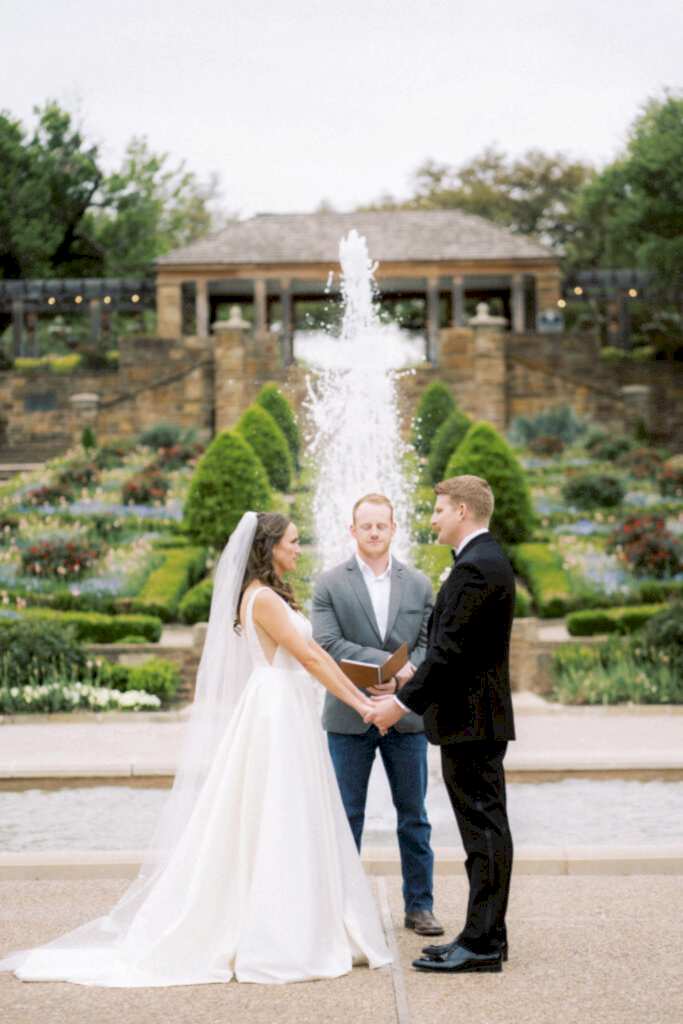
[1,874,682,1024]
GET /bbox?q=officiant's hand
[394,662,416,688]
[366,678,398,697]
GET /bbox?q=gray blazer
[312,556,433,734]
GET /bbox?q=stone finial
[468,302,508,328]
[212,306,250,332]
[69,392,100,419]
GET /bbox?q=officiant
[312,493,443,937]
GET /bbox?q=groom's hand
[364,695,405,735]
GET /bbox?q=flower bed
[0,682,161,714]
[607,514,683,579]
[19,537,102,580]
[566,604,664,636]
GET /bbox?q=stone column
[69,392,101,443]
[253,279,267,333]
[89,298,102,344]
[511,274,525,334]
[213,306,250,432]
[280,279,293,365]
[426,278,440,363]
[450,275,465,327]
[620,384,652,434]
[157,281,183,338]
[195,278,209,338]
[12,299,24,357]
[470,302,508,433]
[534,271,562,326]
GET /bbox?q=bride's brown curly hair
[234,512,300,631]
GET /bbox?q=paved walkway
[1,874,682,1024]
[1,695,682,779]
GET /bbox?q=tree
[366,147,594,252]
[0,102,102,280]
[256,383,301,467]
[86,136,220,275]
[567,92,683,286]
[238,405,293,492]
[412,381,455,456]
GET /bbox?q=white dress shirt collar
[454,527,489,558]
[355,552,393,580]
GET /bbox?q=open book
[340,642,409,688]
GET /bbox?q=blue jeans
[327,727,434,914]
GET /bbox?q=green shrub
[0,617,85,688]
[659,464,683,498]
[122,468,170,505]
[428,409,472,484]
[550,636,683,705]
[81,426,97,451]
[184,430,271,549]
[412,544,453,591]
[528,435,565,456]
[127,657,181,703]
[178,577,214,624]
[117,546,206,621]
[515,583,532,618]
[256,383,301,466]
[139,423,184,449]
[509,405,586,446]
[588,436,634,461]
[562,473,625,509]
[94,440,133,470]
[412,381,455,455]
[566,604,664,636]
[512,543,573,618]
[617,447,663,479]
[19,608,162,643]
[639,602,683,675]
[446,422,535,545]
[238,405,293,491]
[608,514,682,579]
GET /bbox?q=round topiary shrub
[412,381,456,456]
[238,404,293,492]
[256,383,301,467]
[444,421,535,545]
[139,422,184,450]
[184,430,271,548]
[428,409,472,484]
[562,473,625,509]
[588,436,634,462]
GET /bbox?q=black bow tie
[451,549,458,564]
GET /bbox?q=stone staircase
[0,440,70,481]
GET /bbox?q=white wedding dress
[2,588,391,986]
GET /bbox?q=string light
[103,296,112,305]
[47,297,56,306]
[557,299,567,309]
[573,286,583,296]
[74,295,83,304]
[628,288,638,298]
[131,294,140,303]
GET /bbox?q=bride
[0,511,392,986]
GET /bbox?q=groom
[312,493,443,937]
[367,475,515,974]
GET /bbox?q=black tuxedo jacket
[399,532,516,745]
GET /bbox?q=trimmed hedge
[566,604,667,637]
[16,608,162,643]
[100,656,181,703]
[512,543,574,618]
[446,421,535,545]
[238,405,293,491]
[184,430,272,549]
[412,381,455,456]
[115,546,207,621]
[256,383,301,466]
[178,577,214,624]
[428,409,472,484]
[562,473,625,510]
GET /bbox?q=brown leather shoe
[404,910,445,936]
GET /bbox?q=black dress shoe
[422,939,508,962]
[413,943,502,974]
[404,910,445,936]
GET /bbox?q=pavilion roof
[157,209,555,267]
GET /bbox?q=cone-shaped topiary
[428,408,472,484]
[256,383,301,467]
[444,421,535,545]
[412,381,456,456]
[184,430,271,548]
[238,404,293,492]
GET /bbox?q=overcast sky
[3,0,682,217]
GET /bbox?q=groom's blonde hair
[435,475,494,523]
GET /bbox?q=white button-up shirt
[356,553,392,641]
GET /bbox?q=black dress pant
[440,740,513,954]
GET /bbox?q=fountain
[304,230,419,569]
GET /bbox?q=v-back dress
[2,588,391,986]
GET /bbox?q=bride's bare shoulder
[239,583,281,625]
